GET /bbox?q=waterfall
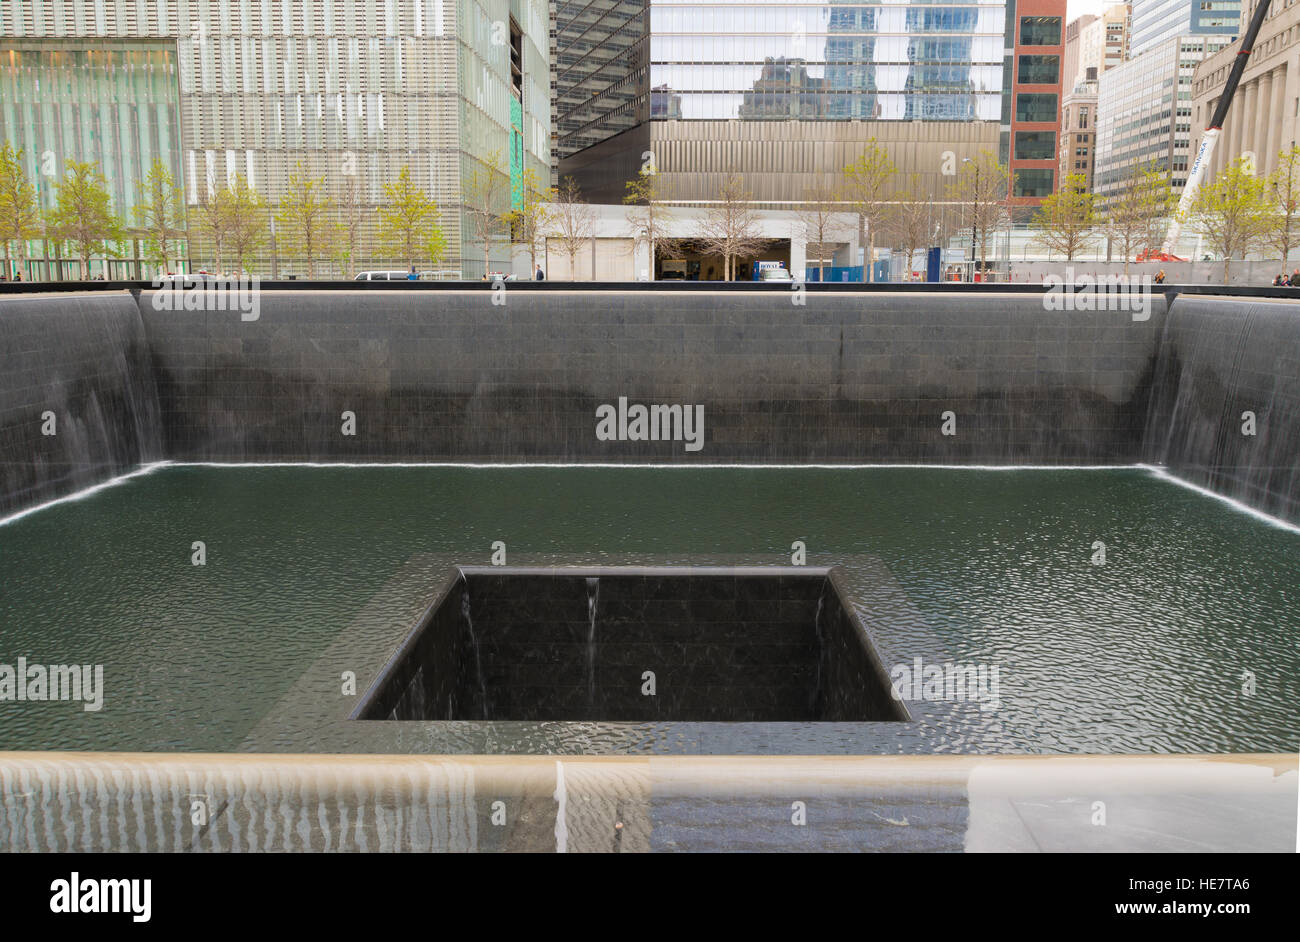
[462,587,489,719]
[0,293,163,516]
[1142,295,1300,524]
[586,577,599,709]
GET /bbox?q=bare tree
[551,176,597,280]
[1104,163,1173,275]
[697,174,765,281]
[623,167,680,280]
[463,150,511,278]
[193,182,233,273]
[841,139,895,282]
[795,184,843,282]
[886,174,932,281]
[335,175,369,274]
[225,175,268,275]
[947,150,1011,279]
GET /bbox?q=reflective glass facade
[0,40,182,217]
[649,3,1005,123]
[554,1,1010,161]
[1130,0,1240,57]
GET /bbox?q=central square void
[354,567,908,723]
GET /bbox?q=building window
[1015,168,1056,197]
[509,18,523,99]
[1015,130,1057,160]
[1017,55,1060,85]
[1020,16,1063,46]
[1016,93,1058,122]
[1079,108,1089,128]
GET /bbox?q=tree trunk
[858,214,867,283]
[867,228,875,283]
[3,244,10,279]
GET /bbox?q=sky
[1066,0,1122,23]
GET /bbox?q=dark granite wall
[0,292,161,515]
[1144,296,1300,523]
[6,287,1298,523]
[137,289,1167,464]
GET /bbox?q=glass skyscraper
[554,1,1065,214]
[1130,0,1241,57]
[0,1,551,278]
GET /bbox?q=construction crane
[1149,0,1275,261]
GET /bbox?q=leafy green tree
[133,159,185,273]
[1191,157,1274,284]
[275,162,333,277]
[46,160,124,279]
[1267,145,1300,268]
[0,143,41,280]
[1031,173,1097,261]
[841,140,895,282]
[507,167,555,276]
[377,166,446,271]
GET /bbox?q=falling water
[1142,296,1300,524]
[586,577,600,708]
[462,588,489,719]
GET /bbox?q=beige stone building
[1078,4,1132,87]
[1064,14,1099,93]
[1061,79,1100,189]
[1191,0,1300,182]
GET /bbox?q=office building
[0,1,551,278]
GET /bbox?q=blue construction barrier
[803,262,890,283]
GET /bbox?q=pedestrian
[1154,269,1166,284]
[535,265,545,281]
[407,265,418,281]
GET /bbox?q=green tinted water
[0,466,1296,754]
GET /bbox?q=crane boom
[1160,0,1274,256]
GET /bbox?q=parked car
[354,270,415,281]
[757,266,794,282]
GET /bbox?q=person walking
[1154,269,1166,284]
[535,265,545,281]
